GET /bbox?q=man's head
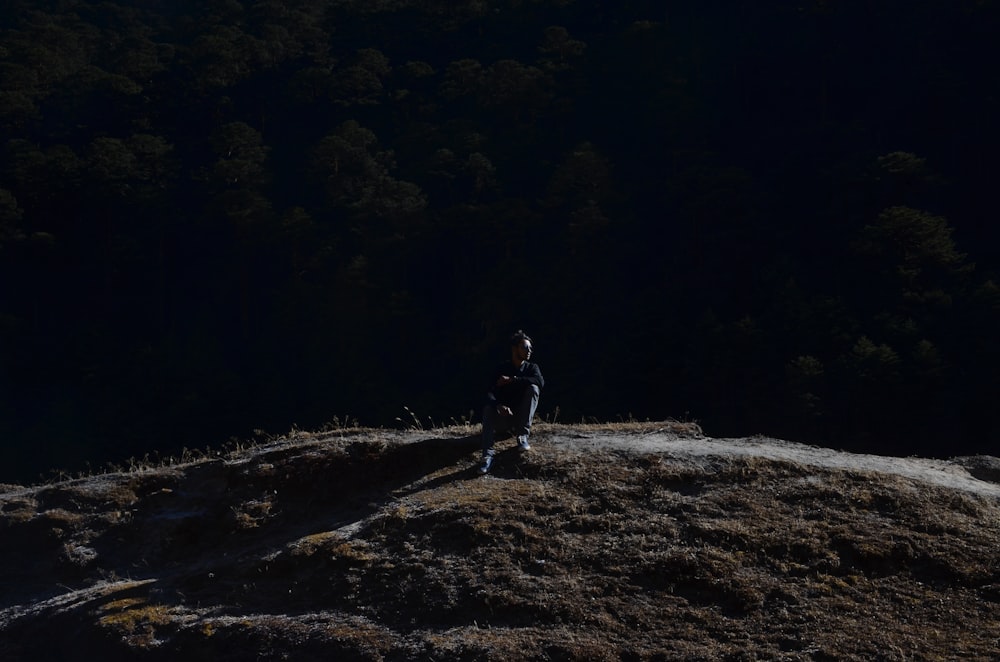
[510,329,533,364]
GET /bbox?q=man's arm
[485,364,504,404]
[485,367,516,416]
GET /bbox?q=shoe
[479,455,494,474]
[517,436,531,451]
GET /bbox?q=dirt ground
[2,421,999,660]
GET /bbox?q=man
[479,330,545,474]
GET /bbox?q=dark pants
[481,384,540,457]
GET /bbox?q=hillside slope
[2,422,999,660]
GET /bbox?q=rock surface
[2,422,999,660]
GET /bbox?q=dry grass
[1,422,998,660]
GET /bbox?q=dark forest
[2,0,999,482]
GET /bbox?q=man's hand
[496,375,515,387]
[498,405,513,416]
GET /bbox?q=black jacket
[486,361,545,408]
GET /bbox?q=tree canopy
[2,0,999,481]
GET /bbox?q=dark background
[2,0,999,483]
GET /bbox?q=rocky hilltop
[2,422,999,660]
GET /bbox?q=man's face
[511,340,532,363]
